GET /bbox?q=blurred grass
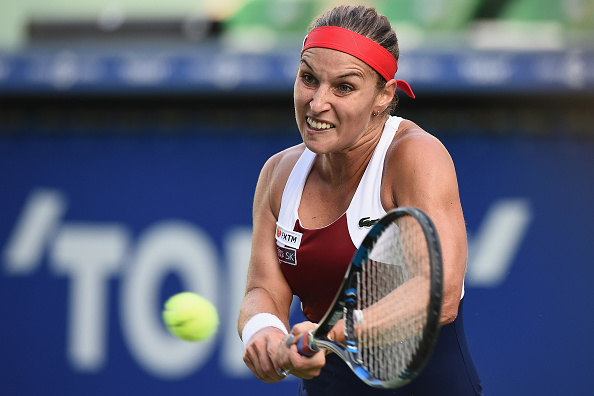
[1,0,593,50]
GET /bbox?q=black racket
[296,207,443,389]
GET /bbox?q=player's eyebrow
[299,58,313,71]
[300,59,364,80]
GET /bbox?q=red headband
[301,26,415,98]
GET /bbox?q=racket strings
[356,216,431,381]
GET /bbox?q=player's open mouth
[307,117,335,131]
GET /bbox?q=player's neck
[317,130,381,188]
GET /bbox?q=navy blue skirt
[297,299,483,396]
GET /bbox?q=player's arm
[238,151,297,382]
[386,123,467,325]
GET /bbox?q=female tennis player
[238,5,483,395]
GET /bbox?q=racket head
[306,207,443,389]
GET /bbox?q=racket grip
[296,332,317,357]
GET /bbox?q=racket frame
[297,207,443,389]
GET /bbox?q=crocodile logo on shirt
[358,217,379,228]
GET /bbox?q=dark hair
[310,5,400,113]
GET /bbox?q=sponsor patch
[277,246,297,266]
[275,223,302,249]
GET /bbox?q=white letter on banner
[49,224,129,371]
[120,221,219,379]
[4,189,67,275]
[466,199,533,287]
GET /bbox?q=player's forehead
[300,47,376,80]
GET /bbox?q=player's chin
[301,132,338,155]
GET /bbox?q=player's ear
[375,78,397,112]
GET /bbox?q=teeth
[307,117,334,130]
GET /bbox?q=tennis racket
[296,206,443,389]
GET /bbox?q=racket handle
[296,331,317,357]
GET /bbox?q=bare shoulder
[382,120,457,208]
[258,143,306,217]
[384,120,455,179]
[389,120,449,160]
[263,143,306,191]
[265,144,305,177]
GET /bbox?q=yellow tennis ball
[162,292,219,342]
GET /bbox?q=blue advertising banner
[1,48,594,95]
[1,130,593,395]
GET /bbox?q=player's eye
[337,84,353,93]
[302,74,317,85]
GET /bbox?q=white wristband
[242,313,288,349]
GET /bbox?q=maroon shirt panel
[278,214,357,323]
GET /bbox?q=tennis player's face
[294,47,386,154]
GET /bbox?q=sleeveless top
[275,116,404,322]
